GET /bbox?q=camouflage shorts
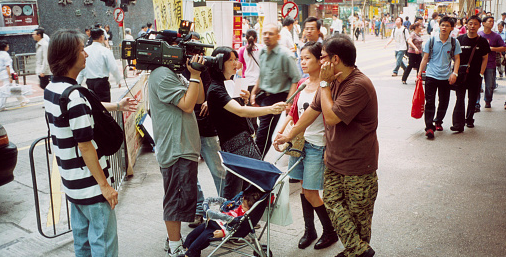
[323,168,378,257]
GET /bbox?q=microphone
[286,83,307,104]
[152,30,181,38]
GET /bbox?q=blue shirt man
[418,16,461,139]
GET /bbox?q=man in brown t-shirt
[274,35,378,257]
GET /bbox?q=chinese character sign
[152,0,182,31]
[194,7,216,55]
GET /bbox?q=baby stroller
[207,146,304,257]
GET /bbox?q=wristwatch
[452,72,458,77]
[320,81,329,88]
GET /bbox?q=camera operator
[148,34,206,257]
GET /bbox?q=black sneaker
[485,102,491,108]
[425,129,434,139]
[475,106,480,113]
[450,126,464,133]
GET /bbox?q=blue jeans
[196,136,227,215]
[71,201,118,257]
[183,221,222,257]
[476,68,496,105]
[393,50,407,74]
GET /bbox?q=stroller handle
[274,142,305,165]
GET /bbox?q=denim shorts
[288,141,325,190]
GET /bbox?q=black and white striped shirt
[44,76,110,205]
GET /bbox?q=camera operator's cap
[502,12,506,16]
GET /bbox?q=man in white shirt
[77,29,122,102]
[32,28,52,89]
[330,14,343,35]
[384,17,409,76]
[280,16,296,54]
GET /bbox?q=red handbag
[411,76,425,119]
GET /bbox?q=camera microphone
[286,83,307,104]
[151,30,181,38]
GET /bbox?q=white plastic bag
[0,83,33,97]
[261,176,293,226]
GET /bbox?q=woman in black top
[207,46,286,199]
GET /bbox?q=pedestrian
[417,16,461,139]
[94,23,110,48]
[104,25,113,46]
[495,21,505,78]
[331,14,343,36]
[476,16,506,110]
[238,29,263,131]
[274,41,339,250]
[44,29,136,257]
[459,18,467,35]
[452,15,489,131]
[124,28,134,40]
[374,17,381,37]
[293,19,302,50]
[138,25,147,38]
[148,33,206,256]
[0,40,29,111]
[250,23,300,159]
[384,17,409,77]
[275,34,379,257]
[207,45,286,199]
[146,22,153,33]
[76,29,122,102]
[403,16,411,29]
[32,28,52,90]
[303,16,322,43]
[401,23,423,84]
[85,28,93,46]
[280,16,296,54]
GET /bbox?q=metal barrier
[30,110,128,238]
[12,53,36,85]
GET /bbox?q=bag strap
[59,85,98,120]
[249,49,260,67]
[465,35,480,73]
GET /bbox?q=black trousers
[402,53,422,82]
[452,75,482,127]
[86,77,111,102]
[39,75,51,89]
[424,77,451,130]
[183,221,221,257]
[255,92,288,160]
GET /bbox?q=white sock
[168,240,182,253]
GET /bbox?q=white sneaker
[166,244,185,257]
[164,237,169,251]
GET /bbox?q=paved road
[1,34,506,257]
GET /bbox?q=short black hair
[440,16,455,27]
[48,30,86,76]
[467,15,482,24]
[283,17,295,27]
[85,28,90,32]
[405,16,409,20]
[90,28,104,40]
[499,21,505,27]
[141,25,147,29]
[243,187,263,208]
[94,23,101,28]
[34,28,44,37]
[323,34,356,67]
[482,16,494,24]
[147,22,152,28]
[0,40,8,51]
[210,46,238,81]
[304,16,321,30]
[301,41,322,60]
[396,16,403,23]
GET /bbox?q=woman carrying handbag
[274,42,339,250]
[402,23,424,84]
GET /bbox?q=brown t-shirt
[310,68,379,176]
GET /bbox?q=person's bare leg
[165,221,181,241]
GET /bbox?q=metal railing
[12,53,36,85]
[30,111,128,238]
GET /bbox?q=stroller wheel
[253,244,273,257]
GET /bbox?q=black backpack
[57,85,123,157]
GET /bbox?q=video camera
[121,20,222,73]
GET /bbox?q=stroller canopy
[219,151,282,192]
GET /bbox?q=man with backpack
[418,16,461,139]
[44,30,136,257]
[384,17,410,77]
[427,12,439,35]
